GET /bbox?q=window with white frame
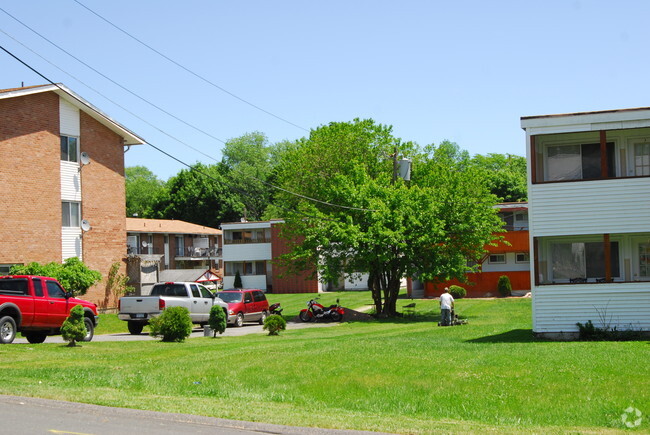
[61,201,80,227]
[60,136,78,162]
[0,264,19,275]
[634,142,650,176]
[489,254,506,264]
[515,253,529,263]
[127,235,139,254]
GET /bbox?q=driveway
[12,320,338,344]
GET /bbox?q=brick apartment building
[221,220,319,293]
[126,218,223,294]
[0,84,145,303]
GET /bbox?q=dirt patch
[290,307,375,323]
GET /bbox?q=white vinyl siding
[224,242,272,262]
[532,284,650,333]
[60,161,81,201]
[62,227,82,260]
[59,98,80,136]
[529,177,650,237]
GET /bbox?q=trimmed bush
[149,306,192,342]
[234,270,243,289]
[449,285,466,299]
[497,275,512,297]
[61,304,87,347]
[208,305,227,337]
[263,314,287,336]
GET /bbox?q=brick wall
[79,111,127,302]
[270,223,318,293]
[0,92,62,265]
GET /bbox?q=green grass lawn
[2,295,649,434]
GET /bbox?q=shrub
[61,305,87,347]
[263,314,286,336]
[10,257,101,296]
[498,275,512,297]
[101,262,134,310]
[234,270,243,289]
[208,305,227,337]
[149,306,192,342]
[449,285,466,299]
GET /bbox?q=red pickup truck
[0,275,99,344]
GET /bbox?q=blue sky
[2,1,649,180]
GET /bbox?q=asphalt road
[0,395,394,435]
[12,320,337,344]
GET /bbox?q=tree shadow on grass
[465,329,542,343]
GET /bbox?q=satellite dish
[80,220,91,232]
[141,241,149,248]
[80,152,91,166]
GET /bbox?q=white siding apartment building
[522,107,650,338]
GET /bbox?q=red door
[44,280,70,327]
[30,278,50,327]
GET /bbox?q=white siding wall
[59,97,82,260]
[345,273,369,290]
[222,275,267,290]
[530,177,650,237]
[222,243,272,262]
[62,227,82,260]
[533,283,650,333]
[482,252,530,273]
[59,98,80,136]
[60,162,81,201]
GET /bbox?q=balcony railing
[176,247,222,258]
[224,237,271,245]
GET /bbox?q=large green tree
[273,119,503,316]
[470,153,527,202]
[147,163,243,228]
[125,166,166,217]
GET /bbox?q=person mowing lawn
[439,287,454,326]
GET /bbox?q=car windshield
[216,292,242,303]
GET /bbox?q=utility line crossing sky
[2,1,649,179]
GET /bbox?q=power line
[0,42,377,214]
[0,5,227,145]
[71,0,309,133]
[0,28,220,163]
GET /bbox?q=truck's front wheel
[0,316,17,344]
[127,321,144,335]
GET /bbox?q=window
[255,261,265,275]
[516,253,529,263]
[541,142,615,182]
[127,235,139,254]
[634,143,650,176]
[244,262,253,275]
[0,278,28,296]
[489,254,506,264]
[639,243,650,278]
[175,236,185,256]
[244,292,252,303]
[551,241,620,280]
[61,202,80,227]
[0,264,18,275]
[32,278,44,297]
[190,284,201,298]
[199,285,213,298]
[60,136,78,162]
[46,281,66,298]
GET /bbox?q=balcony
[175,246,222,258]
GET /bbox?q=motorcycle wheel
[330,311,342,322]
[299,311,312,322]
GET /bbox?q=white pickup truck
[118,282,228,335]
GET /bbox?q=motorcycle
[269,302,283,316]
[299,298,344,322]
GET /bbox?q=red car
[0,275,99,344]
[215,289,269,327]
